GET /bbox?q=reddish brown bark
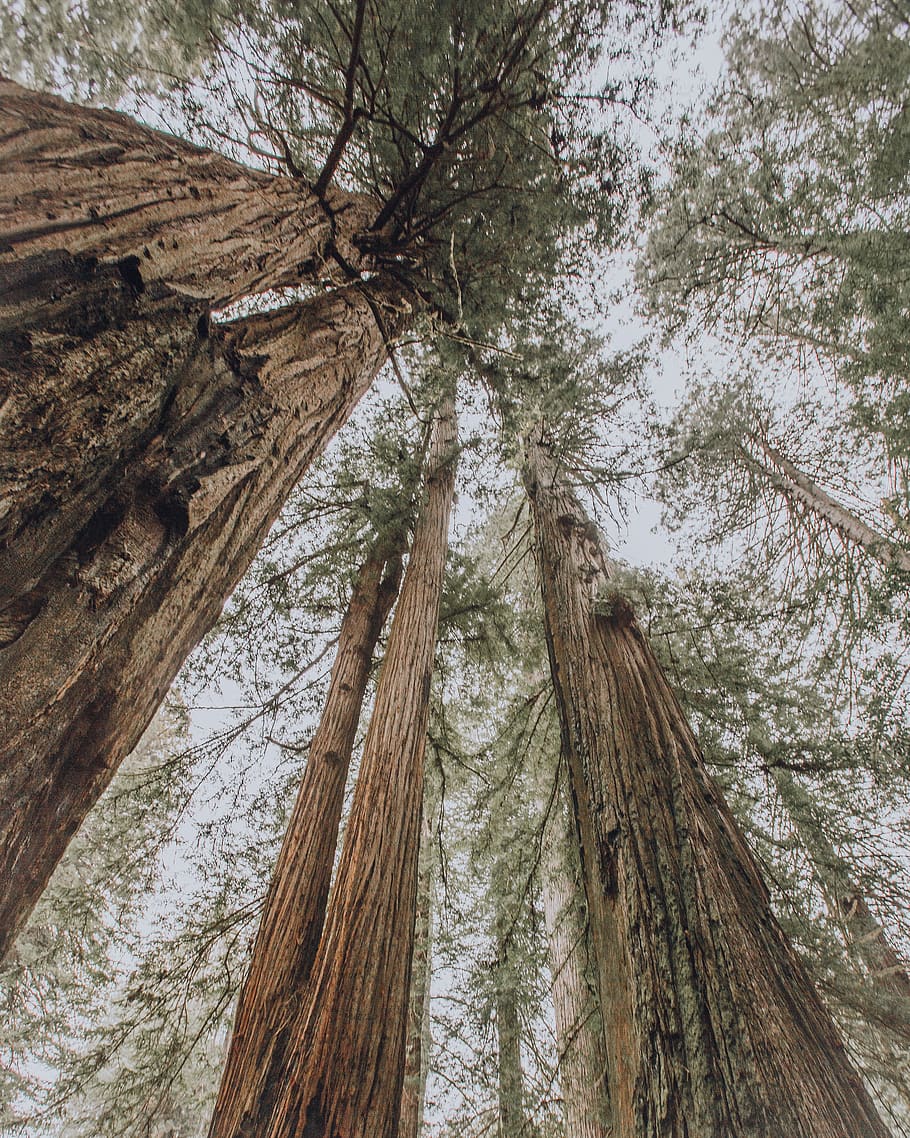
[0,78,376,556]
[523,432,889,1138]
[399,810,436,1138]
[209,536,405,1138]
[254,397,457,1138]
[0,277,414,963]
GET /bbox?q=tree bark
[746,433,910,573]
[540,788,611,1138]
[399,810,436,1138]
[0,78,377,555]
[209,535,406,1138]
[522,431,890,1138]
[0,276,415,963]
[496,975,529,1138]
[241,396,456,1138]
[0,77,373,305]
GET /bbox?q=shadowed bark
[399,810,436,1138]
[0,277,414,963]
[523,430,890,1138]
[209,535,406,1138]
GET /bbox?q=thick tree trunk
[209,536,405,1138]
[772,766,910,1012]
[0,77,372,305]
[1,78,376,554]
[522,432,890,1138]
[746,433,910,573]
[244,397,456,1138]
[399,810,436,1138]
[540,790,611,1138]
[0,276,414,963]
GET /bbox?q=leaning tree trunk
[399,809,436,1138]
[209,534,406,1138]
[0,276,415,963]
[242,397,456,1138]
[540,786,611,1138]
[522,430,890,1138]
[744,432,910,573]
[1,77,375,563]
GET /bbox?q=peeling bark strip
[0,77,376,306]
[523,433,890,1138]
[541,790,611,1138]
[209,537,405,1138]
[258,398,457,1138]
[0,277,414,963]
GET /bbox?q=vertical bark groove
[209,536,406,1138]
[541,786,611,1138]
[254,396,457,1138]
[523,431,890,1138]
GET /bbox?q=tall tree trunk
[522,430,890,1138]
[745,433,910,573]
[399,810,436,1138]
[496,977,529,1138]
[0,276,415,963]
[540,786,611,1138]
[241,396,456,1138]
[771,765,910,1015]
[209,534,406,1138]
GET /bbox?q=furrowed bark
[209,536,405,1138]
[399,810,436,1138]
[523,431,890,1138]
[0,77,374,305]
[541,787,611,1138]
[0,79,378,552]
[257,397,457,1138]
[0,277,414,963]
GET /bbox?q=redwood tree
[208,531,406,1138]
[523,430,890,1138]
[215,396,457,1138]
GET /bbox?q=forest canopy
[1,0,909,1136]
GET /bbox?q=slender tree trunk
[399,810,436,1138]
[746,433,910,573]
[772,766,910,1011]
[540,787,610,1138]
[522,430,890,1138]
[242,396,456,1138]
[209,535,406,1138]
[0,276,415,963]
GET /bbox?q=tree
[400,808,438,1138]
[208,530,406,1138]
[522,427,890,1137]
[218,394,457,1138]
[0,0,654,958]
